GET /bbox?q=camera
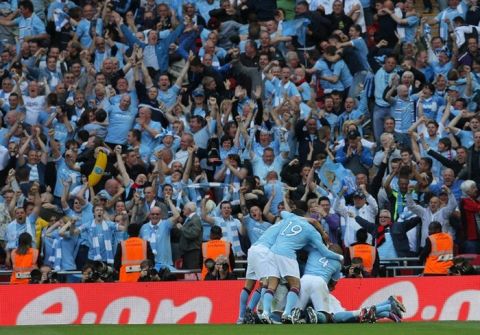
[353,267,362,275]
[221,262,228,271]
[449,258,477,276]
[84,261,115,283]
[204,258,215,271]
[29,269,42,284]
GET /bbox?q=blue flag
[316,157,356,195]
[281,18,310,47]
[53,9,69,32]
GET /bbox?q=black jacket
[355,216,421,257]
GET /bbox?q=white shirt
[333,194,379,247]
[344,0,366,33]
[0,145,8,170]
[406,192,457,248]
[23,95,46,125]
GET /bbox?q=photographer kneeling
[344,257,370,278]
[205,255,237,280]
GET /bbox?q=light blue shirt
[403,16,420,43]
[76,18,103,48]
[338,59,353,89]
[431,61,453,78]
[251,154,288,183]
[140,220,173,266]
[263,181,284,216]
[270,213,343,262]
[374,67,395,107]
[197,0,219,22]
[134,120,163,157]
[243,216,271,245]
[64,204,92,247]
[81,220,118,262]
[105,105,136,144]
[192,123,214,149]
[5,218,36,250]
[435,2,468,41]
[457,129,473,148]
[391,97,415,133]
[144,45,159,70]
[313,59,344,92]
[304,248,342,283]
[253,220,285,248]
[54,157,81,198]
[158,84,181,108]
[351,37,371,72]
[42,229,78,270]
[14,13,45,42]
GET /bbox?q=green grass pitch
[0,322,478,335]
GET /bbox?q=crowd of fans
[0,0,479,284]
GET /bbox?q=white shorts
[272,253,300,279]
[245,245,274,280]
[296,275,330,312]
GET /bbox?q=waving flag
[53,9,69,32]
[316,157,356,195]
[281,18,310,47]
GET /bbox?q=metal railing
[0,257,436,282]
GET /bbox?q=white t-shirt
[344,0,366,33]
[23,95,46,125]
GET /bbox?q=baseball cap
[352,191,366,199]
[192,87,205,97]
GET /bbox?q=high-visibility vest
[424,232,454,275]
[201,239,231,280]
[119,237,148,282]
[349,244,376,273]
[10,248,38,284]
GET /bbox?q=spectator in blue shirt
[336,129,373,176]
[0,0,48,44]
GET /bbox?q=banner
[0,276,479,325]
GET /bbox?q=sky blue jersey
[304,249,342,284]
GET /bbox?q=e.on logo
[16,288,213,325]
[359,281,480,321]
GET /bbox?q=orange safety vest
[349,244,376,273]
[424,232,454,275]
[10,248,38,284]
[119,237,148,282]
[201,239,231,280]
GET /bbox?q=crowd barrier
[0,276,479,325]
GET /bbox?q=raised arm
[60,178,72,210]
[17,133,32,166]
[182,146,195,183]
[262,189,277,223]
[114,145,132,187]
[200,196,216,226]
[166,195,180,224]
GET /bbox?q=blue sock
[375,303,391,315]
[333,311,357,323]
[238,288,251,319]
[247,288,262,310]
[262,290,274,315]
[283,288,300,317]
[376,310,390,318]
